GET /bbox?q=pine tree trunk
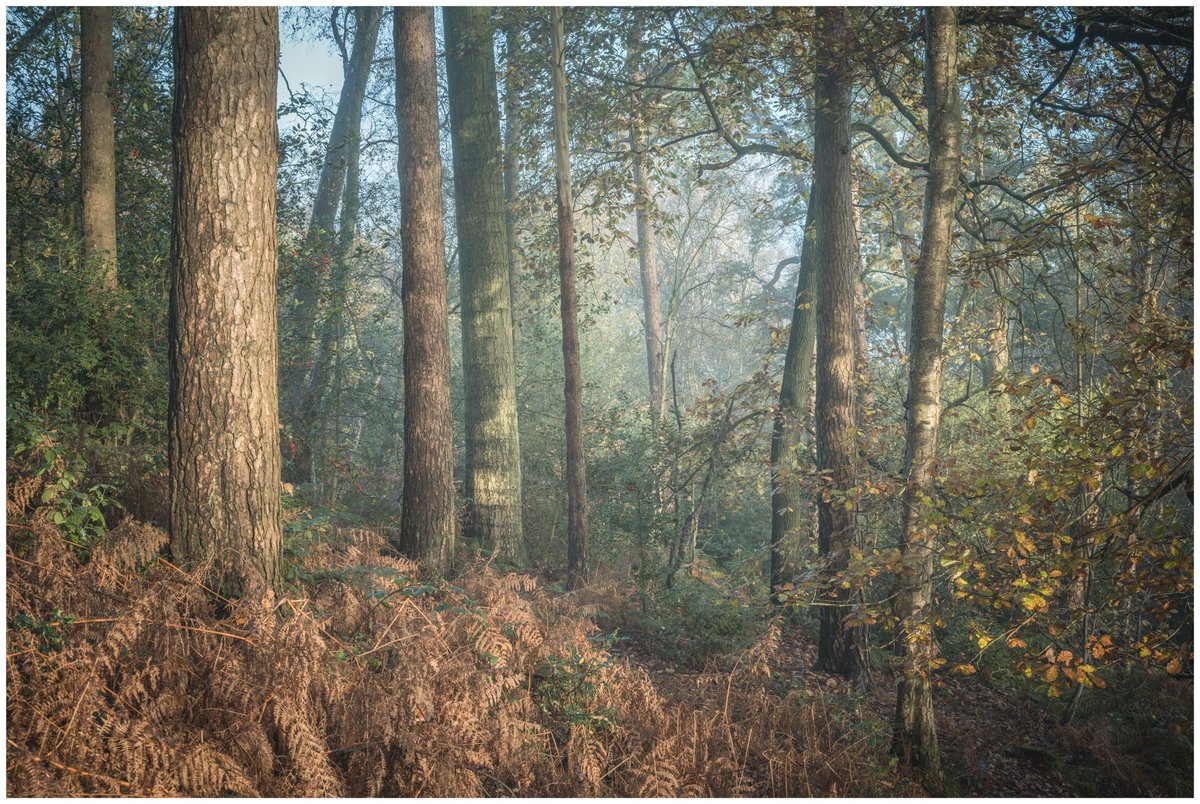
[812,6,866,678]
[551,6,590,590]
[287,7,381,484]
[892,6,961,782]
[395,7,457,572]
[80,6,117,287]
[444,6,525,564]
[169,7,282,598]
[770,205,817,597]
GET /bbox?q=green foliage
[7,229,167,444]
[8,406,118,557]
[532,642,617,736]
[10,608,77,653]
[626,576,760,666]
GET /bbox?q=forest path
[611,625,1077,797]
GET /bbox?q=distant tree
[169,7,283,597]
[769,206,816,597]
[80,6,117,286]
[626,24,666,419]
[444,6,525,564]
[550,7,590,589]
[395,6,456,571]
[286,6,382,486]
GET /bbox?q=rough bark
[168,7,282,598]
[395,7,457,572]
[628,31,665,419]
[80,6,118,287]
[295,6,382,489]
[444,6,525,564]
[551,7,590,590]
[287,6,381,483]
[812,6,867,678]
[892,6,961,782]
[770,205,817,597]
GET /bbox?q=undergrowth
[6,470,879,796]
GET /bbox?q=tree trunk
[551,7,590,590]
[812,6,866,678]
[770,204,817,598]
[395,7,457,572]
[892,6,961,783]
[287,6,381,484]
[80,6,117,287]
[169,7,282,598]
[627,30,665,419]
[502,19,522,351]
[444,6,525,564]
[980,270,1010,412]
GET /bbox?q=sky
[278,19,344,132]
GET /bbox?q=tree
[286,6,382,485]
[80,6,117,287]
[891,7,961,780]
[812,6,866,678]
[627,24,666,419]
[550,7,590,589]
[444,7,525,564]
[395,6,456,571]
[168,7,283,597]
[769,205,817,597]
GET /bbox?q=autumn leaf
[1021,593,1049,612]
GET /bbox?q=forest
[4,5,1193,797]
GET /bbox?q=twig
[8,739,131,790]
[165,623,254,643]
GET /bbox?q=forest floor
[611,624,1075,797]
[6,486,1191,796]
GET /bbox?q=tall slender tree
[627,24,666,418]
[395,6,456,571]
[812,6,866,678]
[80,6,117,287]
[286,6,381,484]
[892,7,962,780]
[769,204,817,597]
[169,7,282,597]
[550,6,590,589]
[444,6,525,564]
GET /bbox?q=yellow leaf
[1021,593,1049,612]
[978,635,992,650]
